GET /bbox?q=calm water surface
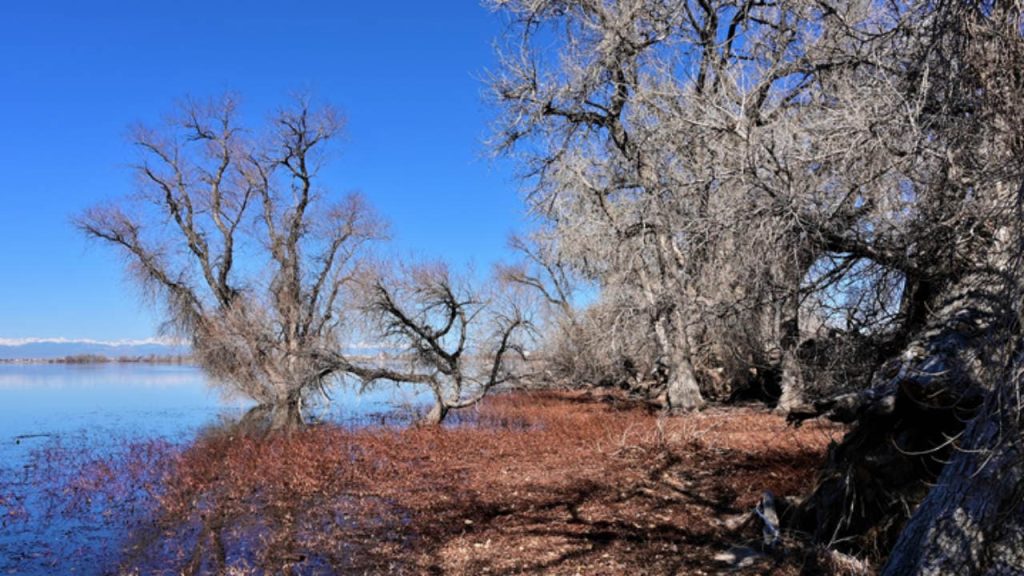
[0,363,428,574]
[0,363,427,450]
[0,364,239,441]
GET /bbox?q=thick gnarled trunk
[666,352,704,411]
[236,397,304,435]
[883,362,1024,574]
[790,262,1016,558]
[654,310,704,412]
[423,399,449,427]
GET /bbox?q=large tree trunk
[422,398,449,426]
[877,219,1024,574]
[657,311,705,411]
[776,292,804,413]
[789,261,1016,558]
[883,359,1024,574]
[773,252,813,413]
[236,397,304,435]
[666,351,704,411]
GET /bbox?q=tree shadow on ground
[4,392,835,575]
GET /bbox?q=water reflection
[0,364,431,575]
[0,363,203,389]
[0,365,430,450]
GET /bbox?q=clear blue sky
[0,1,526,341]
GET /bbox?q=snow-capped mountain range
[0,338,189,360]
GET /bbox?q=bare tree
[787,2,1024,571]
[499,231,578,323]
[490,0,1024,569]
[343,262,531,425]
[497,230,594,386]
[77,95,383,430]
[485,0,893,410]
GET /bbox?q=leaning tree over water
[80,95,532,429]
[79,96,383,429]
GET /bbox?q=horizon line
[0,337,186,347]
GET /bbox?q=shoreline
[1,390,847,574]
[0,355,194,365]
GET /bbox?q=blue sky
[0,1,527,341]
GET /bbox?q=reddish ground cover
[124,391,844,574]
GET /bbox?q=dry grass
[138,391,842,574]
[2,391,845,574]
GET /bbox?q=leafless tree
[485,0,904,411]
[499,231,578,323]
[787,2,1024,571]
[489,0,1024,569]
[497,230,595,386]
[77,95,383,430]
[343,262,531,425]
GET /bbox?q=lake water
[0,363,428,453]
[0,363,429,574]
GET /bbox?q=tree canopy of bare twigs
[490,0,1024,570]
[486,0,878,410]
[345,262,532,425]
[488,0,1023,410]
[78,95,383,428]
[497,230,600,384]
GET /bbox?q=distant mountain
[0,338,189,360]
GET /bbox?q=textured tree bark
[666,351,705,412]
[776,350,803,413]
[877,223,1024,574]
[772,251,814,413]
[657,311,705,412]
[269,400,304,432]
[776,292,804,413]
[790,262,1015,557]
[236,398,304,435]
[422,399,449,427]
[883,362,1024,575]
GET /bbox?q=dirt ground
[136,390,846,575]
[3,390,846,574]
[400,392,843,575]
